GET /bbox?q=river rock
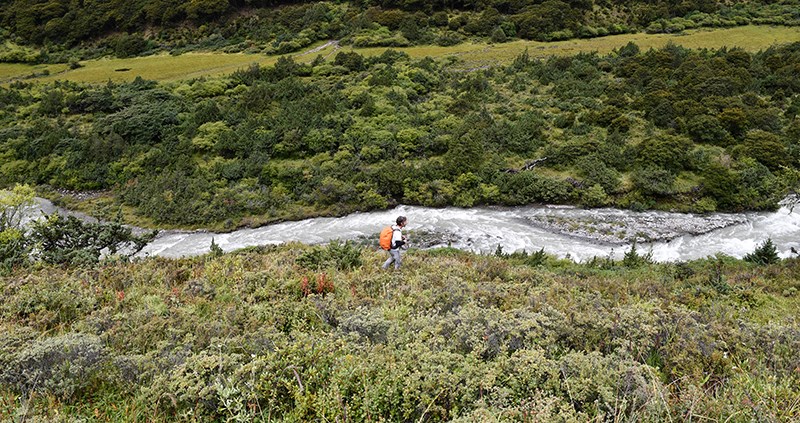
[525,209,748,245]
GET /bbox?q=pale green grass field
[0,63,68,81]
[2,25,799,85]
[39,53,276,84]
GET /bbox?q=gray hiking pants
[382,249,402,270]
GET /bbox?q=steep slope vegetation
[3,43,800,227]
[1,0,799,62]
[1,243,798,420]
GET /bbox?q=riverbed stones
[526,210,748,245]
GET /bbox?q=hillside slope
[1,0,799,61]
[3,41,800,228]
[1,243,798,420]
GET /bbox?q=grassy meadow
[2,25,800,85]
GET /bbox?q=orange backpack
[379,226,395,250]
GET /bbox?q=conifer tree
[744,238,780,265]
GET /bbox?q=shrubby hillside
[1,0,799,62]
[0,242,797,420]
[2,2,799,421]
[2,42,800,227]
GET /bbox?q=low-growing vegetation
[0,241,798,421]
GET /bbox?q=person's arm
[392,229,405,249]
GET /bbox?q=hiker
[381,216,408,270]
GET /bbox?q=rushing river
[27,198,799,262]
[31,198,799,262]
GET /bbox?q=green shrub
[326,240,363,270]
[0,184,34,232]
[490,27,507,43]
[622,243,653,268]
[631,166,676,196]
[338,308,392,344]
[29,214,156,266]
[296,241,363,271]
[113,33,151,58]
[0,274,96,330]
[744,238,780,265]
[636,134,693,173]
[557,351,665,418]
[0,333,106,401]
[575,155,622,194]
[687,114,731,145]
[140,350,248,419]
[497,172,574,205]
[209,237,224,258]
[435,31,464,46]
[0,243,798,419]
[496,246,549,267]
[0,228,29,273]
[581,183,610,207]
[295,246,328,270]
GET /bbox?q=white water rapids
[25,199,797,261]
[30,199,799,262]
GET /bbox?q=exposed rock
[52,188,107,201]
[526,210,748,245]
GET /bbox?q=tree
[490,26,508,43]
[580,184,609,208]
[0,184,35,232]
[575,155,621,194]
[636,134,693,173]
[513,1,580,40]
[209,237,224,258]
[185,0,229,20]
[701,163,741,210]
[717,107,748,139]
[631,166,675,196]
[445,132,485,177]
[687,115,731,145]
[738,130,790,171]
[113,33,150,58]
[334,52,365,72]
[0,184,35,272]
[29,214,157,266]
[743,238,779,265]
[622,242,652,267]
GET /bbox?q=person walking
[382,216,408,270]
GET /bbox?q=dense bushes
[3,43,800,227]
[1,0,798,61]
[0,244,797,420]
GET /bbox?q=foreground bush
[0,244,798,421]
